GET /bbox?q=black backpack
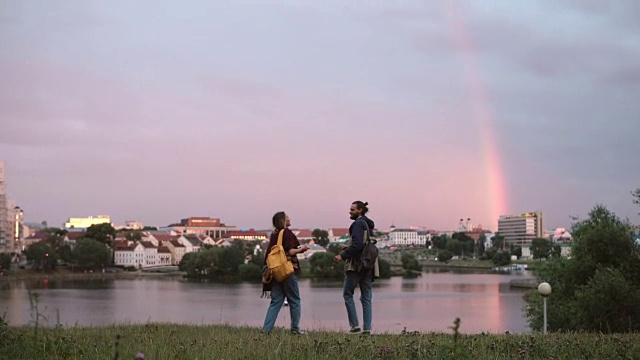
[359,221,378,271]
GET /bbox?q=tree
[431,235,448,250]
[378,258,392,278]
[491,233,505,250]
[437,250,453,263]
[525,205,640,333]
[477,234,486,257]
[183,250,218,277]
[73,239,111,270]
[214,244,245,276]
[0,253,11,271]
[452,232,475,256]
[142,226,158,231]
[309,252,343,277]
[401,252,422,275]
[85,223,117,247]
[24,242,57,271]
[238,263,262,280]
[312,229,330,248]
[58,244,74,264]
[531,237,552,260]
[125,231,143,241]
[511,245,522,259]
[445,239,463,256]
[249,252,265,268]
[632,188,640,214]
[42,227,67,237]
[327,244,343,255]
[179,252,197,273]
[492,251,511,267]
[44,233,65,253]
[484,247,497,261]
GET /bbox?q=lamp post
[537,282,552,334]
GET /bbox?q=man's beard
[350,214,358,220]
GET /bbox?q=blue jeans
[262,274,301,332]
[343,269,373,331]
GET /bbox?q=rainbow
[446,3,508,229]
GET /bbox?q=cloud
[1,0,638,229]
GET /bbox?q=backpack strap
[360,219,376,245]
[277,229,285,246]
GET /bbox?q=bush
[378,258,392,278]
[401,252,421,275]
[0,253,11,271]
[437,250,453,263]
[492,251,511,267]
[309,252,343,278]
[525,205,640,333]
[24,242,58,271]
[238,263,262,281]
[573,267,640,332]
[73,238,111,270]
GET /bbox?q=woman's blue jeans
[262,274,301,332]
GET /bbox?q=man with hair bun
[334,200,378,335]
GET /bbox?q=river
[0,269,533,334]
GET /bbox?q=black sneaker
[349,327,361,334]
[361,330,371,336]
[291,330,306,335]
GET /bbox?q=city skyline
[1,1,639,231]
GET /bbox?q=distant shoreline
[0,269,185,282]
[1,259,533,283]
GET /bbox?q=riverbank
[385,258,496,270]
[2,323,638,359]
[0,268,184,282]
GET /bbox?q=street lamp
[537,282,552,334]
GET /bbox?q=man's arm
[339,221,365,260]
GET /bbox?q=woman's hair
[352,201,369,215]
[272,211,287,230]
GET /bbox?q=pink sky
[1,1,639,230]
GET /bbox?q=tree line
[524,189,640,333]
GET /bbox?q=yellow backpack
[266,229,294,282]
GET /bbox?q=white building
[521,243,571,260]
[114,233,195,268]
[140,241,158,267]
[389,229,430,246]
[328,228,350,242]
[157,246,172,265]
[550,228,572,243]
[64,215,111,230]
[180,234,204,252]
[165,239,187,265]
[118,220,144,230]
[114,242,145,267]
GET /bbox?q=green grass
[3,323,640,359]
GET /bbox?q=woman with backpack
[261,211,309,335]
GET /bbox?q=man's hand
[333,254,342,263]
[298,245,309,253]
[339,245,348,250]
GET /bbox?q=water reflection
[0,271,532,334]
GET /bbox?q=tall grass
[2,322,639,359]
